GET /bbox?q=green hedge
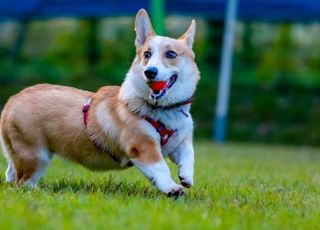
[1,20,320,145]
[1,61,320,146]
[191,68,320,145]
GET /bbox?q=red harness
[82,98,92,126]
[82,98,133,166]
[143,116,176,146]
[82,97,193,147]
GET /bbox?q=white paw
[165,184,185,197]
[157,180,185,197]
[179,174,194,188]
[131,159,185,197]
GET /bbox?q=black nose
[144,67,158,80]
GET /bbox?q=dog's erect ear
[179,20,196,49]
[135,9,155,48]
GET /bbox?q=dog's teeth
[149,88,167,101]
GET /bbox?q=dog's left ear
[179,20,196,49]
[135,9,155,48]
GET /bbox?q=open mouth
[148,74,178,102]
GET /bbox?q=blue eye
[166,50,177,59]
[144,51,152,59]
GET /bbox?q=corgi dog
[0,9,200,197]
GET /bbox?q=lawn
[0,141,319,229]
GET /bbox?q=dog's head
[124,9,200,106]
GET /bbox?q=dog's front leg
[169,135,194,188]
[128,140,184,197]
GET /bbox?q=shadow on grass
[39,175,160,198]
[0,176,207,200]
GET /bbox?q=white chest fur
[139,107,194,157]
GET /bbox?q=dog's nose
[144,67,158,80]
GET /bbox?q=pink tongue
[148,81,167,91]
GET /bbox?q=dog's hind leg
[14,147,52,187]
[2,131,51,187]
[27,148,52,187]
[1,132,17,183]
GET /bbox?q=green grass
[0,142,320,229]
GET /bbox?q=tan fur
[0,84,161,185]
[0,9,199,195]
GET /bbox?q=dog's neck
[119,80,194,120]
[149,95,194,110]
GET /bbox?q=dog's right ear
[135,9,155,48]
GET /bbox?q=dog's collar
[150,95,194,111]
[82,98,133,167]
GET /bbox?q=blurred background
[0,0,319,145]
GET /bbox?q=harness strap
[145,96,194,145]
[82,98,92,126]
[144,116,176,146]
[82,94,192,157]
[82,99,133,167]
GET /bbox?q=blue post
[214,0,239,143]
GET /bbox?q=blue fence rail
[0,0,320,22]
